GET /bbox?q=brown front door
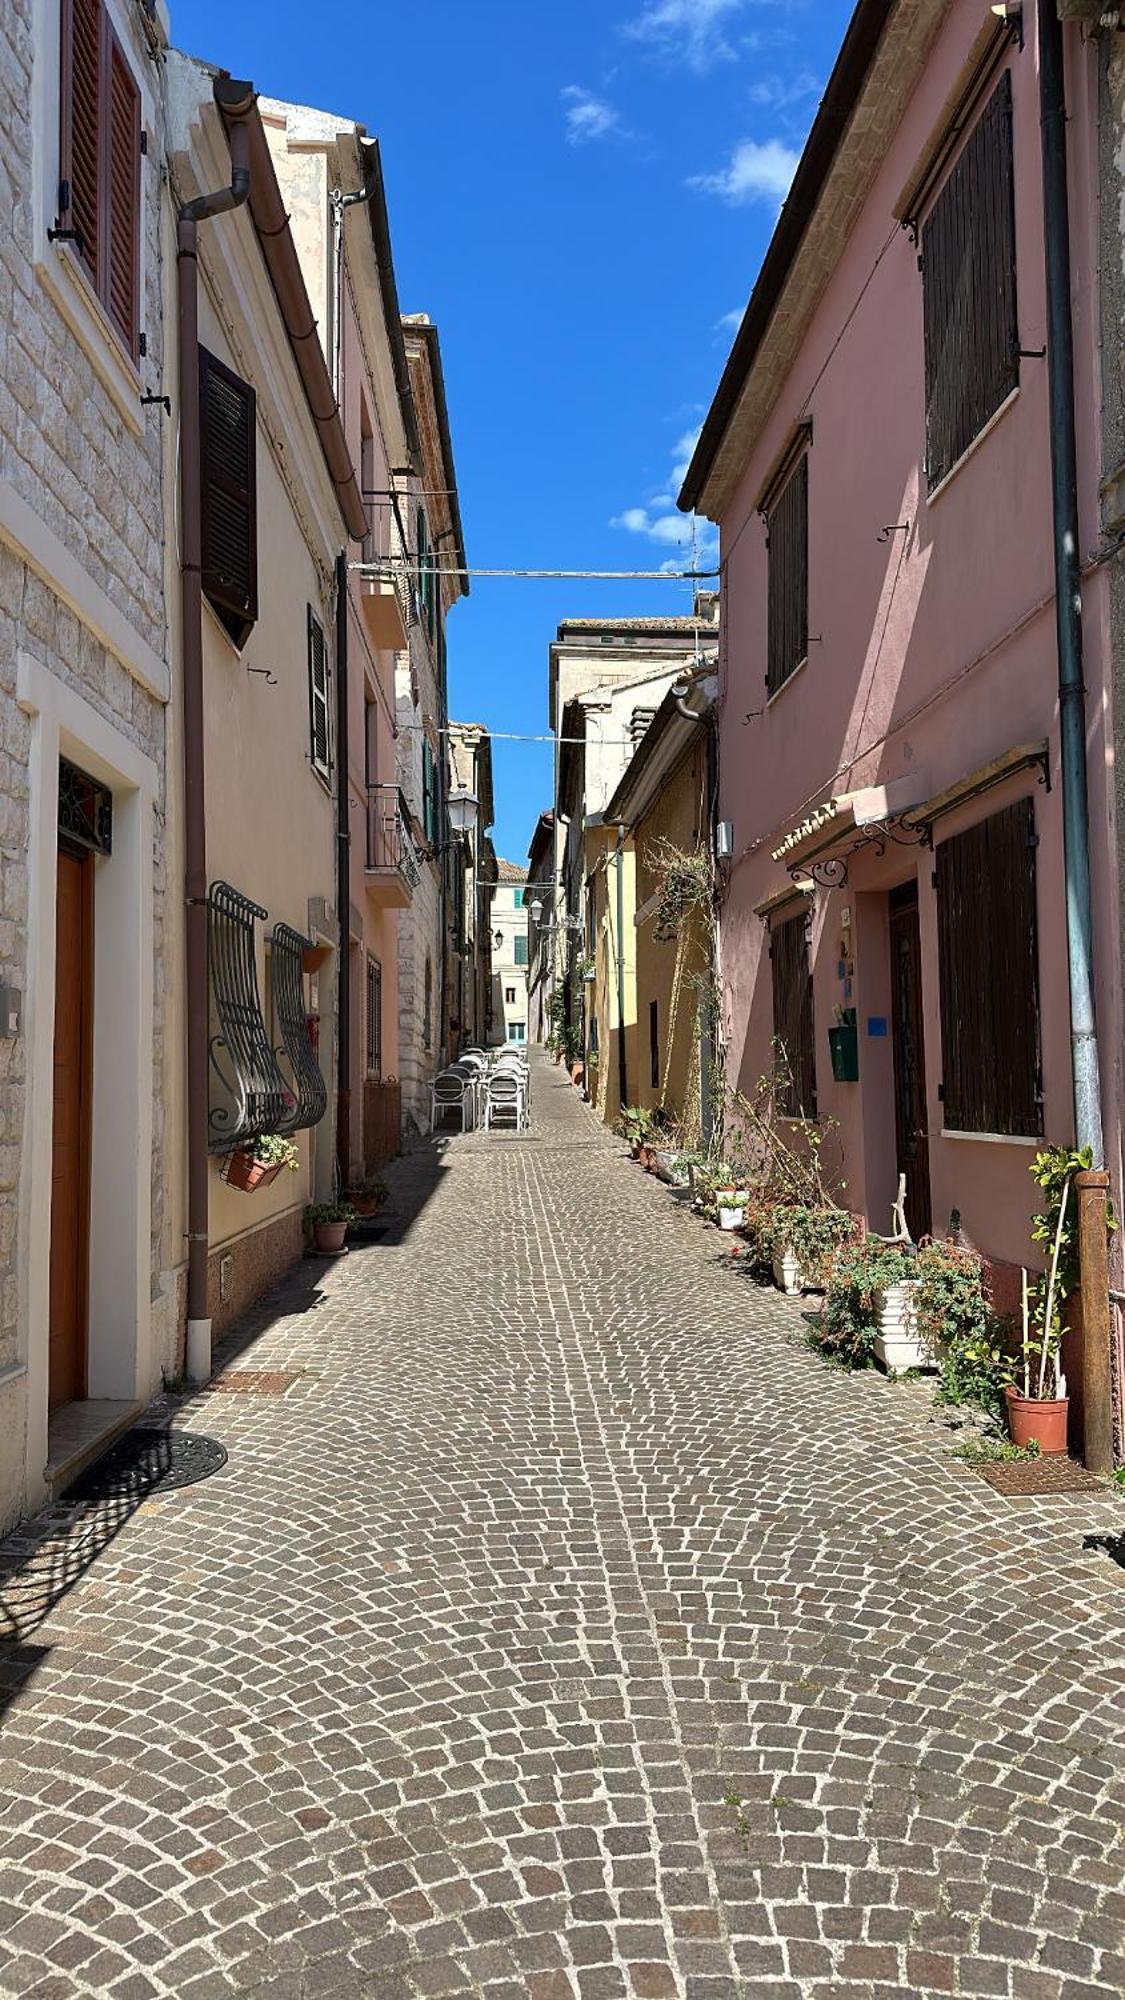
[889,881,932,1242]
[49,845,93,1412]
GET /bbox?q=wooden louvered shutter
[935,797,1042,1135]
[59,0,101,288]
[422,741,436,844]
[105,25,140,357]
[766,455,808,695]
[199,348,258,639]
[922,71,1018,490]
[307,610,331,780]
[771,906,817,1118]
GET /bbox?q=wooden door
[889,882,932,1242]
[49,845,93,1412]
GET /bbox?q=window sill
[35,241,144,436]
[925,385,1020,509]
[766,654,809,708]
[940,1127,1041,1147]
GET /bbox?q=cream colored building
[164,56,367,1372]
[0,0,173,1526]
[259,96,421,1186]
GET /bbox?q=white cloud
[561,85,623,144]
[624,0,746,71]
[716,306,744,334]
[747,67,820,111]
[689,135,799,206]
[610,426,718,563]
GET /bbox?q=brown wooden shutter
[199,348,258,636]
[935,796,1042,1135]
[59,0,101,286]
[105,25,140,357]
[308,610,331,778]
[766,454,808,694]
[922,71,1017,490]
[771,906,817,1117]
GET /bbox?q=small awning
[758,742,1049,914]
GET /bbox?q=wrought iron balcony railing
[365,784,420,898]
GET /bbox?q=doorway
[888,880,932,1242]
[49,843,94,1412]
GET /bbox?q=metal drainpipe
[335,552,351,1188]
[1038,0,1104,1166]
[179,93,254,1385]
[616,824,628,1112]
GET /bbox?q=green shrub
[809,1238,915,1370]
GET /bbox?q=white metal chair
[431,1069,473,1133]
[486,1070,526,1131]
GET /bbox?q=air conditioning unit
[715,820,734,861]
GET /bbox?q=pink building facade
[683,1,1121,1289]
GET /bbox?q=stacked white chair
[431,1068,474,1133]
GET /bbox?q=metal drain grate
[976,1456,1106,1496]
[203,1370,303,1395]
[65,1429,227,1503]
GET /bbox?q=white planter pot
[873,1278,933,1371]
[718,1207,744,1231]
[773,1247,807,1295]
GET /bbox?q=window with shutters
[921,72,1018,492]
[200,348,258,646]
[766,453,808,696]
[57,0,142,362]
[935,797,1042,1136]
[770,905,817,1117]
[514,936,528,968]
[307,609,332,783]
[365,955,382,1080]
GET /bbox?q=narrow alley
[0,1052,1123,1999]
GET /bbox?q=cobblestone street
[1,1051,1124,1999]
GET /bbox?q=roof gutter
[679,0,895,514]
[218,91,367,541]
[406,318,469,595]
[357,139,422,465]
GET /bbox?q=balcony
[359,565,410,652]
[365,785,420,907]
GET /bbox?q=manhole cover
[203,1370,302,1395]
[976,1456,1106,1496]
[64,1429,228,1503]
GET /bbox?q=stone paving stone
[0,1049,1123,1995]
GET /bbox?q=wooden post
[1074,1169,1114,1474]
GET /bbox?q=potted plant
[346,1176,389,1218]
[224,1131,300,1193]
[770,1205,856,1294]
[305,1199,355,1254]
[717,1191,746,1232]
[1006,1151,1081,1454]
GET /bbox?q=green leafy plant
[716,1192,747,1213]
[1014,1145,1113,1401]
[251,1132,300,1171]
[952,1436,1042,1466]
[810,1238,917,1369]
[767,1205,858,1285]
[917,1242,1011,1413]
[305,1199,355,1227]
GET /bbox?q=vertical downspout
[179,101,253,1385]
[335,552,351,1186]
[616,824,628,1112]
[1038,0,1105,1165]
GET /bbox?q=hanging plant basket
[302,941,332,976]
[224,1149,283,1194]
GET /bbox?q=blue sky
[172,0,853,863]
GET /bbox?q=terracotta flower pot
[1005,1384,1069,1455]
[570,1063,585,1087]
[225,1150,282,1194]
[313,1220,348,1254]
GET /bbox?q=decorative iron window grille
[207,881,287,1152]
[270,922,328,1134]
[58,756,112,856]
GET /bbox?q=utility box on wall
[828,1009,859,1082]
